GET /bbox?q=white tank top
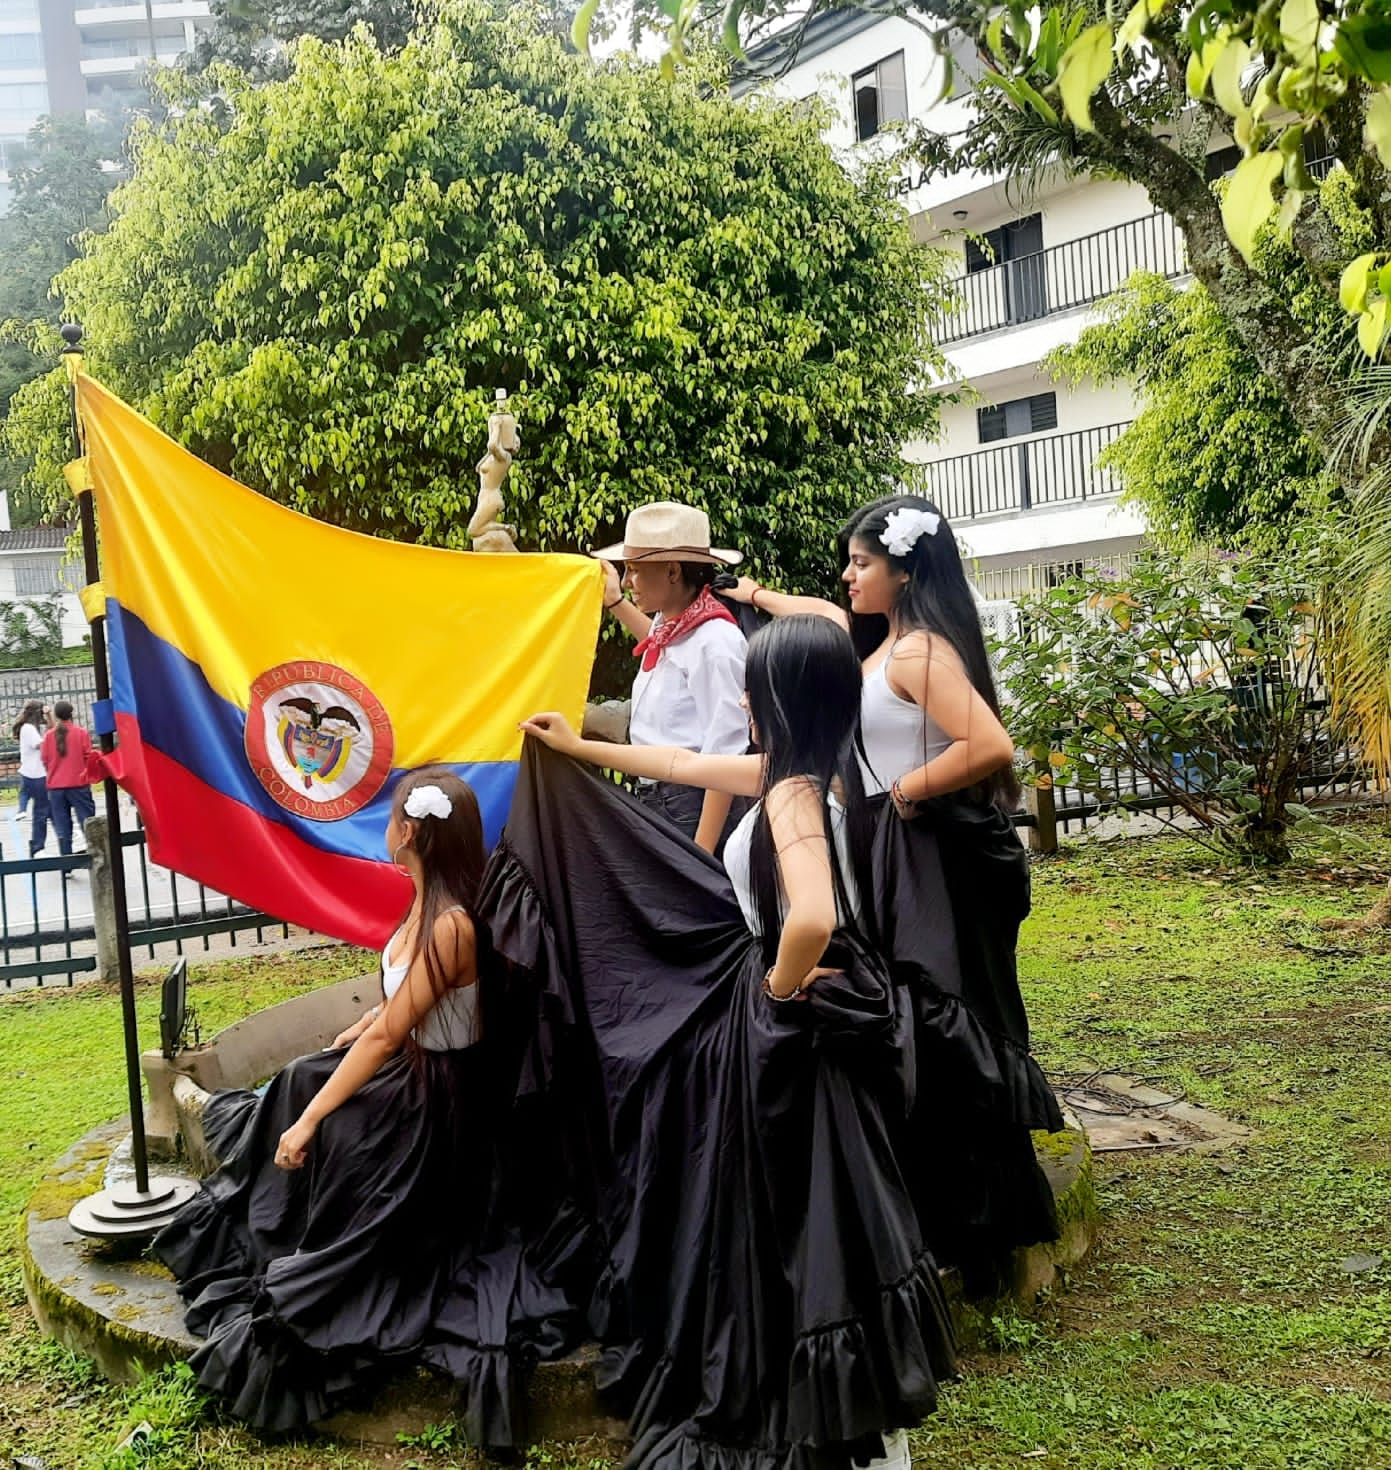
[857,654,952,797]
[723,794,861,936]
[382,907,479,1052]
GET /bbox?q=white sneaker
[15,810,27,822]
[854,1430,911,1470]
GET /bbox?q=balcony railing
[969,550,1142,603]
[906,421,1132,523]
[940,214,1188,344]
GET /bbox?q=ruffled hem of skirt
[159,1191,528,1442]
[419,1338,526,1449]
[599,1249,953,1459]
[153,1185,252,1298]
[912,983,1062,1134]
[786,1247,954,1446]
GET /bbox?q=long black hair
[11,700,43,740]
[840,493,1019,809]
[390,766,487,1011]
[745,616,877,955]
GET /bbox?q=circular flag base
[68,1176,199,1240]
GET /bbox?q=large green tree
[0,114,112,524]
[8,0,952,600]
[1048,271,1329,545]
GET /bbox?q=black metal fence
[0,817,291,990]
[1037,726,1376,839]
[0,668,100,780]
[940,213,1187,344]
[907,421,1131,523]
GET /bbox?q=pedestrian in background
[41,700,95,864]
[13,700,50,856]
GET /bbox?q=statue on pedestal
[468,389,520,554]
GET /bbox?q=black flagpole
[61,323,196,1239]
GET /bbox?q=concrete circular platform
[22,1112,1097,1446]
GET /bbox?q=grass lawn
[2,831,1391,1468]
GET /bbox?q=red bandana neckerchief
[633,584,737,673]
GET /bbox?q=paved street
[0,794,320,990]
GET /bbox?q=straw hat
[591,502,742,567]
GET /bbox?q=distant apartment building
[0,0,213,206]
[734,14,1312,609]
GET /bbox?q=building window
[0,33,41,66]
[852,51,907,141]
[0,79,47,130]
[964,213,1043,273]
[977,392,1058,444]
[13,555,62,596]
[945,29,989,89]
[964,213,1047,324]
[79,37,146,60]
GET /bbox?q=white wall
[0,556,87,646]
[913,378,1137,462]
[957,503,1147,561]
[767,17,941,153]
[1041,179,1156,248]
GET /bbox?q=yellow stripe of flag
[78,375,602,766]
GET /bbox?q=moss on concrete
[24,1133,115,1221]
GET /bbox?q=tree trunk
[1080,95,1368,468]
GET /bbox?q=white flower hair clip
[881,507,941,557]
[404,784,452,820]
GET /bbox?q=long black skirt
[152,1040,584,1438]
[870,793,1064,1285]
[477,743,956,1470]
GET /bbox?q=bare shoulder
[890,629,966,673]
[764,776,826,838]
[431,907,477,971]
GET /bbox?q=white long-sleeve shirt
[19,722,44,780]
[629,617,749,757]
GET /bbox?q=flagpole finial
[60,322,83,351]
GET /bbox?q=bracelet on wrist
[891,777,920,812]
[750,585,765,611]
[604,597,624,611]
[762,966,800,1002]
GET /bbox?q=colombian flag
[75,375,603,949]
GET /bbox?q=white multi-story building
[72,0,212,120]
[0,0,213,208]
[0,522,84,644]
[737,11,1196,604]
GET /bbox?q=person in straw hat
[593,501,748,854]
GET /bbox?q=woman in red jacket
[41,700,95,860]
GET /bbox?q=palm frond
[1320,368,1391,778]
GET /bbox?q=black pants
[634,780,745,855]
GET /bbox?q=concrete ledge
[24,1112,1098,1444]
[142,974,378,1162]
[21,1120,196,1385]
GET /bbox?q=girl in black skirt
[509,616,955,1470]
[154,768,536,1431]
[725,495,1064,1288]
